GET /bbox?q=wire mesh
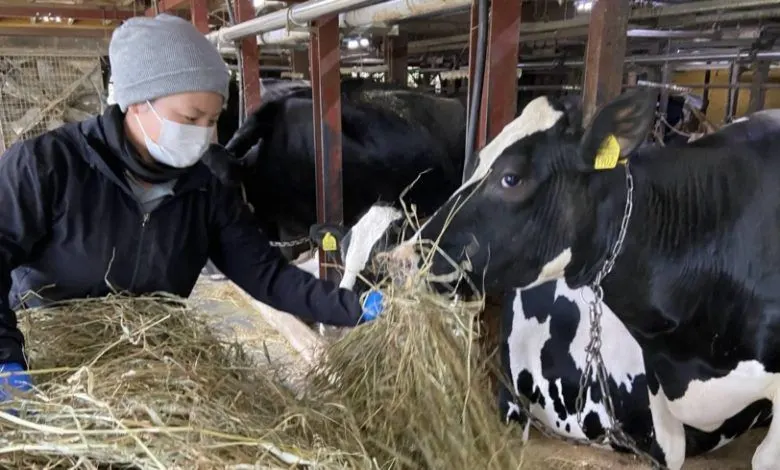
[0,54,105,151]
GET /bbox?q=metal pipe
[341,0,469,28]
[257,28,309,45]
[408,27,763,53]
[206,0,377,44]
[520,0,780,35]
[515,50,780,69]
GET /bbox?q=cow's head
[387,88,657,294]
[310,204,408,296]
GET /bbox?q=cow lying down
[304,203,771,466]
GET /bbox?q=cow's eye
[501,174,521,188]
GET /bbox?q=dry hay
[0,284,527,469]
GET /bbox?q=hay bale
[0,286,526,469]
[3,294,350,469]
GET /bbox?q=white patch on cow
[463,96,564,190]
[648,386,686,470]
[753,387,780,470]
[295,253,320,277]
[505,280,646,447]
[660,360,780,470]
[520,249,573,290]
[407,96,565,248]
[339,205,404,291]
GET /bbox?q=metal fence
[0,54,105,152]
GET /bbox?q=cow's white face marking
[520,248,572,290]
[458,96,564,195]
[392,96,565,275]
[339,205,403,291]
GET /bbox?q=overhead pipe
[207,0,471,47]
[408,27,763,53]
[340,0,469,28]
[520,0,780,35]
[514,50,780,70]
[206,0,379,45]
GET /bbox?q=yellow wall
[672,68,780,124]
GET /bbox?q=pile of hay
[0,286,526,469]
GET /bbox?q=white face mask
[135,101,214,168]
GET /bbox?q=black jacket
[0,105,362,367]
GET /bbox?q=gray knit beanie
[109,13,230,111]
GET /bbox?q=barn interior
[0,0,778,468]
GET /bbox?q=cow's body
[214,78,467,254]
[389,91,780,469]
[313,203,771,464]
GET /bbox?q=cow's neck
[565,166,632,292]
[573,149,759,337]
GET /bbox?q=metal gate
[0,54,105,152]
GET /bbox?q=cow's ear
[309,223,346,253]
[579,88,657,171]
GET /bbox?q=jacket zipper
[128,212,150,290]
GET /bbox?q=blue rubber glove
[360,289,385,324]
[0,362,33,402]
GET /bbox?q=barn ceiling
[0,0,777,72]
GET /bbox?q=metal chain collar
[572,164,667,469]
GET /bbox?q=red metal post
[309,14,344,283]
[480,0,521,143]
[385,32,408,85]
[468,0,521,150]
[189,0,209,34]
[466,0,522,391]
[582,0,630,125]
[234,0,262,114]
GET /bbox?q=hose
[462,0,489,183]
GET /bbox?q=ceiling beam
[0,5,135,21]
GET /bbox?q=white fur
[396,96,564,268]
[522,249,573,290]
[506,279,645,445]
[339,206,403,290]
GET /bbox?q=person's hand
[0,362,33,402]
[360,289,385,324]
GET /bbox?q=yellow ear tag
[322,232,337,252]
[593,134,621,170]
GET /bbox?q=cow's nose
[378,242,421,286]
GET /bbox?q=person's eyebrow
[191,106,221,119]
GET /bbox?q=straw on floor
[0,284,526,469]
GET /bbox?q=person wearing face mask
[0,14,386,398]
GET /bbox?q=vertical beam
[234,0,261,114]
[466,0,522,395]
[582,0,630,125]
[468,0,522,151]
[725,61,742,123]
[478,0,521,143]
[385,32,408,85]
[748,60,770,114]
[291,49,311,79]
[189,0,209,34]
[701,67,711,115]
[309,14,343,283]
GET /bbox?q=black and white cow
[211,78,467,258]
[309,203,771,463]
[386,89,780,469]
